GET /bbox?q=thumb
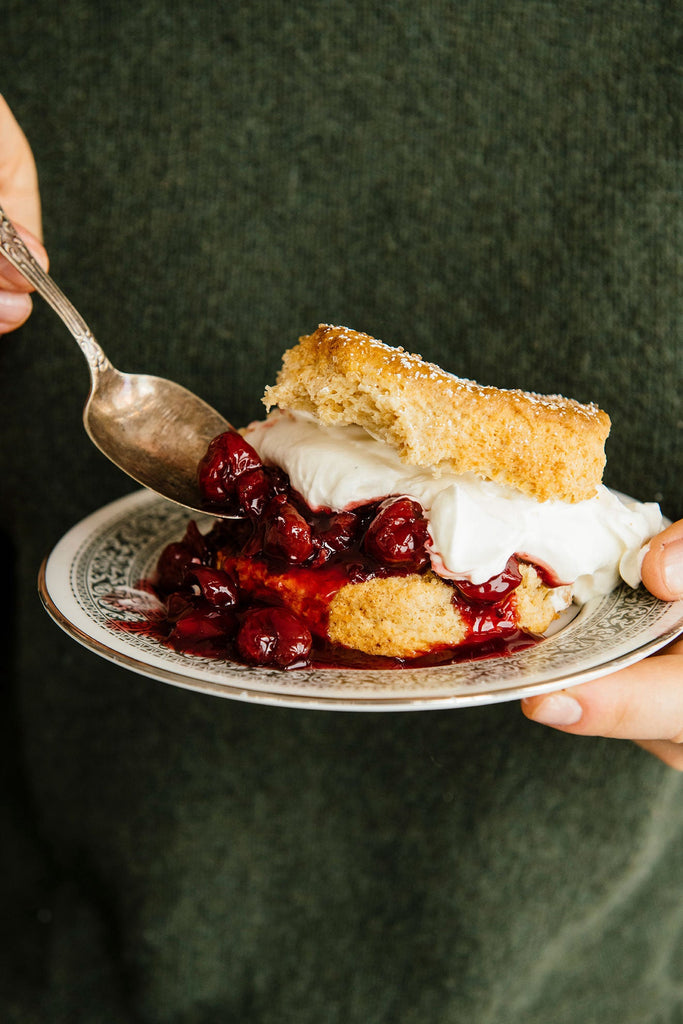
[521,639,683,742]
[641,519,683,601]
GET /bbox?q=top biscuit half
[263,324,611,503]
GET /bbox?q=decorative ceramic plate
[38,489,683,712]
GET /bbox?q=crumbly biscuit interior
[327,566,564,658]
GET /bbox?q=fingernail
[525,693,583,726]
[662,538,683,597]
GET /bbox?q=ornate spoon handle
[0,204,111,376]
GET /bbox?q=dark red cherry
[309,511,360,566]
[188,567,239,608]
[156,542,202,593]
[169,602,237,644]
[453,557,522,605]
[236,607,312,667]
[155,521,211,593]
[197,430,263,506]
[265,466,290,495]
[165,591,195,623]
[363,497,429,570]
[263,502,314,564]
[320,511,359,552]
[236,468,271,518]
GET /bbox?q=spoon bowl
[0,205,236,518]
[83,362,232,512]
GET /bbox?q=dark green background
[1,2,682,1022]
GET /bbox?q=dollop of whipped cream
[243,410,662,603]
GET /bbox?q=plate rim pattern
[38,489,683,711]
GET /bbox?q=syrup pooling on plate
[143,429,563,669]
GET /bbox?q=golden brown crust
[264,324,611,503]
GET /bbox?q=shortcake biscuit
[264,324,611,503]
[169,323,657,669]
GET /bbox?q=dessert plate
[38,490,683,712]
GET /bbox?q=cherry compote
[263,498,315,564]
[169,601,237,647]
[452,556,523,604]
[197,430,262,508]
[236,607,312,668]
[363,497,430,571]
[188,567,239,608]
[155,520,211,593]
[141,430,546,669]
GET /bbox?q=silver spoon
[0,204,237,518]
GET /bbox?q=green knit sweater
[2,2,682,1021]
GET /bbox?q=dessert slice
[152,325,661,669]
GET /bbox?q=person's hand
[522,519,683,769]
[0,93,48,334]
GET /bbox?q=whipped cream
[244,410,662,602]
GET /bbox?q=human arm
[0,93,48,333]
[522,519,683,769]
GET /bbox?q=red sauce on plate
[112,430,557,670]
